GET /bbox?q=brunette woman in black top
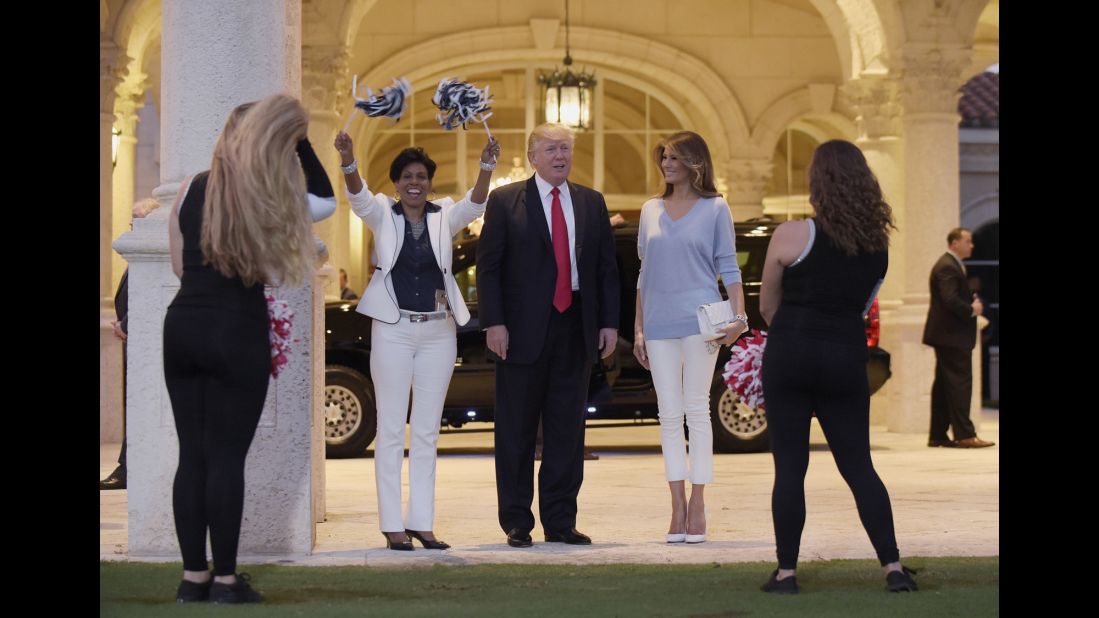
[757,140,916,594]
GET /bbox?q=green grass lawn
[100,557,998,617]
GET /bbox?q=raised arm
[334,131,389,229]
[296,138,336,221]
[447,137,500,234]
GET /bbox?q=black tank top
[769,219,887,346]
[169,172,265,318]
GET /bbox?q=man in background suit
[922,227,994,449]
[101,198,162,490]
[477,123,620,547]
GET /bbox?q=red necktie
[550,186,572,312]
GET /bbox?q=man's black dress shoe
[927,439,956,448]
[760,569,798,594]
[100,465,127,490]
[506,529,533,548]
[544,528,591,545]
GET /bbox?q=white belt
[399,309,450,323]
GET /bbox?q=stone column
[125,0,322,561]
[723,158,772,221]
[111,78,146,292]
[881,47,971,434]
[100,38,130,444]
[844,77,906,427]
[101,39,129,302]
[303,45,350,298]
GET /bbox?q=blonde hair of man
[202,93,315,288]
[527,122,575,154]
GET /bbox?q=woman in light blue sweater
[634,131,747,544]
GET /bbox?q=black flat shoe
[209,573,263,604]
[506,528,533,548]
[760,569,799,594]
[382,532,414,551]
[544,528,591,545]
[405,529,450,550]
[886,566,918,592]
[175,578,212,603]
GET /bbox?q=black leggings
[761,336,899,570]
[163,303,269,576]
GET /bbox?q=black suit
[114,270,129,469]
[922,253,977,441]
[477,176,619,535]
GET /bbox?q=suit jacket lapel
[525,176,552,249]
[569,181,587,264]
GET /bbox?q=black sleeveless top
[168,171,265,319]
[769,219,887,346]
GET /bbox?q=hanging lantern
[537,0,596,130]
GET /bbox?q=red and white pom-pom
[722,328,767,410]
[266,295,296,378]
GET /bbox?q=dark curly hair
[808,140,896,256]
[389,147,437,182]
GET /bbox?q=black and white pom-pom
[432,78,494,130]
[353,76,411,121]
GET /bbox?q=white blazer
[347,184,485,325]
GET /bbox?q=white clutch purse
[696,301,746,341]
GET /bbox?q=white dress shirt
[533,173,579,290]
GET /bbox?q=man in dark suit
[922,227,994,449]
[477,123,620,547]
[101,198,162,490]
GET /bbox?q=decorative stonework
[898,47,970,115]
[842,78,901,140]
[302,46,350,117]
[723,159,773,205]
[114,73,149,134]
[100,40,131,112]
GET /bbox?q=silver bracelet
[340,159,358,174]
[479,160,496,171]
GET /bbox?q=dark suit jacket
[114,269,129,335]
[922,252,975,350]
[477,176,620,364]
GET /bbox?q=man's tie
[550,186,572,312]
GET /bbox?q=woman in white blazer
[334,131,499,551]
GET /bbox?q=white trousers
[370,315,456,532]
[647,334,718,484]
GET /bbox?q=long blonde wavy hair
[201,94,314,288]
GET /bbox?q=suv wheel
[325,365,377,458]
[710,380,770,453]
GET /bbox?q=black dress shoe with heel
[405,529,450,550]
[506,528,533,548]
[382,532,414,551]
[886,566,918,592]
[544,528,591,545]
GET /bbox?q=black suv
[323,219,892,458]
